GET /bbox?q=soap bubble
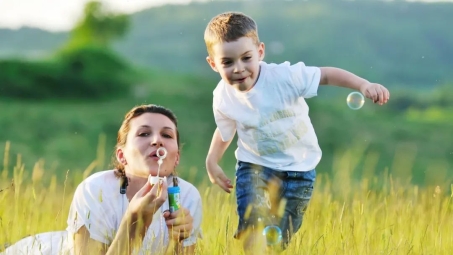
[263,225,282,246]
[347,92,365,110]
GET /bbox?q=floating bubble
[263,225,282,246]
[346,92,365,110]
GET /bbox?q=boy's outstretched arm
[206,128,235,193]
[319,67,390,105]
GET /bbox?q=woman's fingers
[144,178,168,212]
[168,222,193,239]
[165,208,191,225]
[165,208,193,240]
[133,179,153,199]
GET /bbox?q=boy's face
[206,37,265,91]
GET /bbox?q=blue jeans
[234,161,316,248]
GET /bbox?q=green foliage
[64,1,130,50]
[55,45,136,99]
[0,59,61,99]
[0,45,137,100]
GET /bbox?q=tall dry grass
[1,141,452,255]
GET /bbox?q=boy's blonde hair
[204,12,260,57]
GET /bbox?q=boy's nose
[234,63,245,73]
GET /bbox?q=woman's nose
[151,135,163,147]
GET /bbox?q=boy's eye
[222,60,232,66]
[243,56,251,61]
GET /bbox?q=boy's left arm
[319,67,390,105]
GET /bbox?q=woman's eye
[138,132,150,137]
[163,133,173,138]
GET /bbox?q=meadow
[1,62,452,255]
[1,58,452,254]
[1,2,452,253]
[1,143,453,255]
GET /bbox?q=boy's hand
[359,82,390,105]
[206,162,233,193]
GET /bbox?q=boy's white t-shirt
[66,170,203,254]
[213,61,322,172]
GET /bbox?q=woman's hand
[127,177,168,231]
[104,179,169,255]
[163,207,193,241]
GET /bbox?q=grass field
[1,144,452,255]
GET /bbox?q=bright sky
[0,0,206,32]
[0,0,451,32]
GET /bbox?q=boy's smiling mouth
[236,77,247,83]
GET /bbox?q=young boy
[204,11,390,252]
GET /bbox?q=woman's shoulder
[176,177,198,190]
[75,170,119,195]
[176,177,201,199]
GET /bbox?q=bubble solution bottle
[168,177,180,213]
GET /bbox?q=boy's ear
[258,42,265,61]
[206,56,218,72]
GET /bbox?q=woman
[2,104,202,255]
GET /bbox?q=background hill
[1,1,453,89]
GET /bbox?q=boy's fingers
[219,175,233,188]
[221,176,233,186]
[218,182,232,193]
[208,169,232,192]
[377,89,384,104]
[374,89,379,102]
[365,90,374,102]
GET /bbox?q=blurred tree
[63,1,130,50]
[0,45,137,100]
[0,1,138,101]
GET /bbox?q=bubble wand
[148,147,167,186]
[147,147,180,213]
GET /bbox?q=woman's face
[117,113,179,178]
